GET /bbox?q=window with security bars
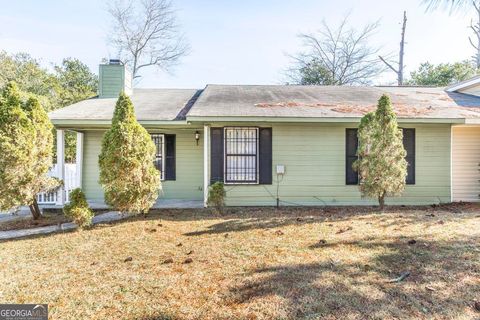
[224,127,259,183]
[151,134,165,180]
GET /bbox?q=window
[345,128,416,185]
[224,127,259,184]
[151,134,165,180]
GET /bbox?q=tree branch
[379,56,399,74]
[107,0,189,80]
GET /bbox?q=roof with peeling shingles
[48,85,480,122]
[188,85,480,119]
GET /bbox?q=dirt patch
[0,212,70,231]
[0,210,108,232]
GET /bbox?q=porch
[38,128,207,209]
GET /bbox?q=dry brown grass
[1,205,479,320]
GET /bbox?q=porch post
[203,125,210,207]
[76,131,84,189]
[55,129,66,206]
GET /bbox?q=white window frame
[223,127,259,185]
[151,134,166,181]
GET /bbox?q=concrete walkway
[39,199,204,210]
[0,211,132,241]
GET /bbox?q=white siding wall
[452,126,480,202]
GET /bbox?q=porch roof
[48,88,200,122]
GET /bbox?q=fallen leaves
[474,301,480,312]
[1,206,479,320]
[336,226,353,234]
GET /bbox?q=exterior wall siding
[217,123,451,206]
[82,128,204,204]
[98,64,132,98]
[452,126,480,202]
[81,123,451,206]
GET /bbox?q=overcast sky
[0,0,474,88]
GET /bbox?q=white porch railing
[37,164,78,204]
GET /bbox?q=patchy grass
[0,205,479,319]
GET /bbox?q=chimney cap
[108,59,123,65]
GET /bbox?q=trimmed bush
[207,182,226,214]
[64,188,94,228]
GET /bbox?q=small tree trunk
[29,198,42,220]
[378,193,385,212]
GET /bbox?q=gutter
[50,119,190,129]
[185,116,466,124]
[50,116,468,129]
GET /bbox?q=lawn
[0,205,479,320]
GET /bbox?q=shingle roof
[188,85,480,119]
[48,88,199,121]
[48,84,480,123]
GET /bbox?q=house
[47,60,480,208]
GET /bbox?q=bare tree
[287,16,383,85]
[108,0,189,79]
[379,11,407,85]
[422,0,480,69]
[422,0,472,11]
[469,2,480,68]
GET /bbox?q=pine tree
[98,92,160,214]
[0,82,55,219]
[353,94,408,210]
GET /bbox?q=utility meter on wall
[276,165,285,175]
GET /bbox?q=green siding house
[48,61,480,208]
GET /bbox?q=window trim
[150,133,166,181]
[223,127,259,185]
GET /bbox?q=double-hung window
[224,127,259,184]
[151,134,165,180]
